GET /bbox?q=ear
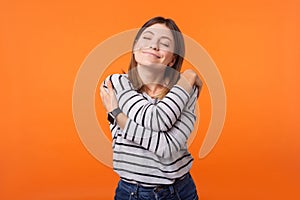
[168,55,177,66]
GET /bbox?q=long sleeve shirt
[104,74,199,186]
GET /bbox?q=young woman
[100,16,202,200]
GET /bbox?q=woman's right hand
[100,80,119,113]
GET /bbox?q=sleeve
[103,74,191,132]
[120,86,199,158]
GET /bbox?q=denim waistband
[120,173,191,194]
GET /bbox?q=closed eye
[160,43,169,47]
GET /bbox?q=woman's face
[133,23,176,67]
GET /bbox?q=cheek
[161,52,174,62]
[133,51,143,64]
[135,40,149,49]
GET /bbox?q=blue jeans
[114,173,198,200]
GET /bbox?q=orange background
[1,0,300,199]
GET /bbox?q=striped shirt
[104,74,199,186]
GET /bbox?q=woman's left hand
[100,80,119,113]
[182,69,203,88]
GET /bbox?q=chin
[139,62,166,68]
[137,63,167,73]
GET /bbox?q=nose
[149,40,159,50]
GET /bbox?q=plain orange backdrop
[1,0,300,199]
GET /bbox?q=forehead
[142,23,174,39]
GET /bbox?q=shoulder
[187,85,200,100]
[104,73,132,89]
[105,73,129,83]
[106,73,128,80]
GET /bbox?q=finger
[198,78,203,87]
[106,80,115,95]
[107,80,112,88]
[100,84,108,97]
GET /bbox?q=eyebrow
[142,31,172,41]
[143,31,154,35]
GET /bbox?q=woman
[100,16,202,200]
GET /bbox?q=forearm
[106,74,191,131]
[114,88,199,158]
[119,108,196,158]
[102,74,201,158]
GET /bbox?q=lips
[142,50,161,58]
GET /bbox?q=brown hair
[128,16,185,98]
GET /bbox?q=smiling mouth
[142,51,161,58]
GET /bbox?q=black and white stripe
[104,74,200,185]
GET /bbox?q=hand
[181,69,203,88]
[100,80,119,113]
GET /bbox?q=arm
[117,87,198,158]
[104,72,201,131]
[100,81,200,158]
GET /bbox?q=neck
[137,64,166,93]
[142,84,164,98]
